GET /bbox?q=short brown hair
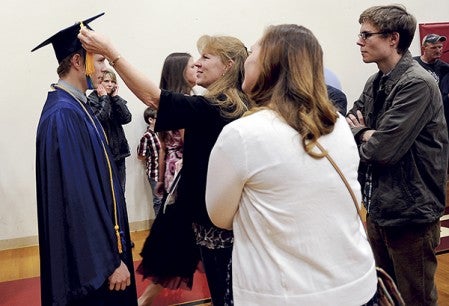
[143,107,157,125]
[56,49,85,78]
[359,5,416,54]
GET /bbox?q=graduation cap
[31,12,104,63]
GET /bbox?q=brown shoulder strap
[315,142,364,224]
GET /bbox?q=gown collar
[56,79,87,104]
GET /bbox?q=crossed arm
[346,110,375,142]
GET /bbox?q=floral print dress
[163,129,183,192]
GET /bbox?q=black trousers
[199,246,233,306]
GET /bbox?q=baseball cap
[422,33,447,45]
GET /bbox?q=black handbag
[316,142,405,306]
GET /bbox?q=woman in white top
[206,24,378,306]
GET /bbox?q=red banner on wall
[419,22,449,63]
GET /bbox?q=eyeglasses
[358,31,387,40]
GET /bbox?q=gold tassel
[115,225,123,254]
[80,22,95,76]
[85,52,95,76]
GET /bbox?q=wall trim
[0,220,152,251]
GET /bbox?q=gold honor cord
[52,84,123,254]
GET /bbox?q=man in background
[414,33,449,88]
[347,5,448,305]
[415,34,449,142]
[327,85,347,115]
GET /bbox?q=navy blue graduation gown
[35,87,137,306]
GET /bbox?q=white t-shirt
[206,109,377,306]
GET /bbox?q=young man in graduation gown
[32,13,137,306]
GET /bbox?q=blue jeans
[148,178,162,216]
[366,215,440,306]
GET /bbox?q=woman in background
[88,68,132,192]
[206,24,378,305]
[137,52,197,305]
[156,52,197,197]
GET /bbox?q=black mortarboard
[31,12,104,63]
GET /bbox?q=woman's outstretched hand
[78,27,119,61]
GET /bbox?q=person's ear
[70,53,83,70]
[222,60,234,76]
[226,59,234,70]
[390,32,400,47]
